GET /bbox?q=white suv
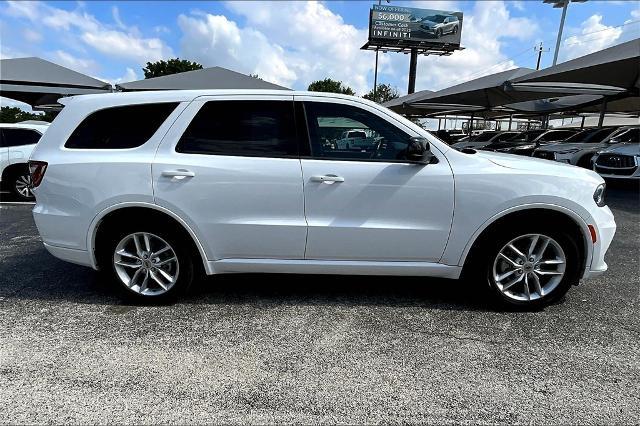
[1,121,49,200]
[29,90,616,308]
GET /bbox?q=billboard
[368,4,463,49]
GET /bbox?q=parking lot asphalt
[0,183,638,424]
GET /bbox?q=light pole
[543,0,588,66]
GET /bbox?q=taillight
[28,160,48,188]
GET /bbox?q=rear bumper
[43,242,93,268]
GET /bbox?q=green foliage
[0,106,55,123]
[143,58,203,79]
[362,84,400,104]
[308,78,355,96]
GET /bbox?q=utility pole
[552,0,569,65]
[534,42,549,70]
[544,0,588,66]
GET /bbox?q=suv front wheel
[483,227,580,308]
[98,223,194,302]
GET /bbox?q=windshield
[608,128,640,144]
[510,130,545,142]
[427,15,447,23]
[471,132,500,142]
[538,130,576,142]
[562,129,592,143]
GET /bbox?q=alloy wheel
[15,174,33,198]
[492,233,566,302]
[113,232,179,296]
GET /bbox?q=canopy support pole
[467,113,474,135]
[438,118,442,131]
[580,116,585,128]
[508,115,513,131]
[408,49,418,94]
[598,100,607,128]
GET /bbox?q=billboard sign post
[362,4,464,95]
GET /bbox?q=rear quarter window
[0,128,42,147]
[65,103,179,149]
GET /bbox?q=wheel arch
[459,204,592,279]
[88,202,212,274]
[1,162,29,182]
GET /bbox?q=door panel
[297,97,454,262]
[153,96,307,261]
[302,159,454,261]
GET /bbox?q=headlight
[593,183,606,207]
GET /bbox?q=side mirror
[406,137,436,164]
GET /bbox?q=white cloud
[81,30,171,63]
[560,14,623,61]
[22,28,42,43]
[96,67,139,86]
[51,50,99,74]
[3,0,173,65]
[180,1,372,93]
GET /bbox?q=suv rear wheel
[482,226,580,309]
[98,222,194,303]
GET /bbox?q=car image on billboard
[369,4,463,47]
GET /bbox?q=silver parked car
[532,126,631,167]
[420,14,460,38]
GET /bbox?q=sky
[1,0,639,111]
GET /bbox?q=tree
[362,83,400,104]
[307,78,355,95]
[142,58,203,79]
[0,106,55,123]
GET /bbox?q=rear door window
[65,103,179,149]
[0,128,42,147]
[176,100,298,157]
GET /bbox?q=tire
[97,220,194,303]
[9,167,34,201]
[478,225,581,309]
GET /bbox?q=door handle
[161,169,195,179]
[310,174,345,183]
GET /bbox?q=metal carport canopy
[0,57,112,108]
[507,38,640,95]
[383,67,562,115]
[116,66,290,91]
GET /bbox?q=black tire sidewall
[483,225,581,309]
[98,221,194,303]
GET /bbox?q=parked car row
[450,126,639,180]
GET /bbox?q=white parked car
[1,121,49,200]
[29,90,616,308]
[451,131,519,150]
[532,126,634,167]
[592,142,640,179]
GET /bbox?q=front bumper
[583,205,616,279]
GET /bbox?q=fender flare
[458,203,593,275]
[86,201,213,274]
